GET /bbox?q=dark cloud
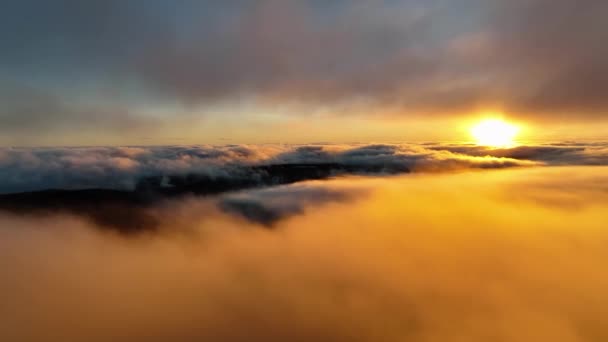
[483,0,608,116]
[0,143,540,194]
[0,182,360,233]
[0,145,269,194]
[135,0,439,104]
[1,141,605,199]
[0,142,541,231]
[0,83,158,139]
[4,140,606,233]
[1,0,606,136]
[218,184,360,226]
[0,189,161,234]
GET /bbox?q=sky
[1,0,607,145]
[2,2,608,339]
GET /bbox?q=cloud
[0,145,270,193]
[0,143,544,194]
[480,0,608,116]
[2,166,608,341]
[500,166,608,210]
[218,183,362,226]
[0,83,160,143]
[0,142,608,234]
[0,142,546,232]
[1,0,607,137]
[3,141,607,232]
[429,143,608,165]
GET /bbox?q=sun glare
[471,119,519,147]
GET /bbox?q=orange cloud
[1,166,607,341]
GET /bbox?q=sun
[470,119,519,147]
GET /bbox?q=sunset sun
[470,119,520,148]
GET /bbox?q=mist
[2,166,608,341]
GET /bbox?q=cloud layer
[1,166,608,341]
[0,142,554,194]
[1,0,607,141]
[0,142,560,232]
[2,141,606,232]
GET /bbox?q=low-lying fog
[2,166,608,341]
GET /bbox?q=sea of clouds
[1,166,608,341]
[2,141,606,194]
[1,142,608,341]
